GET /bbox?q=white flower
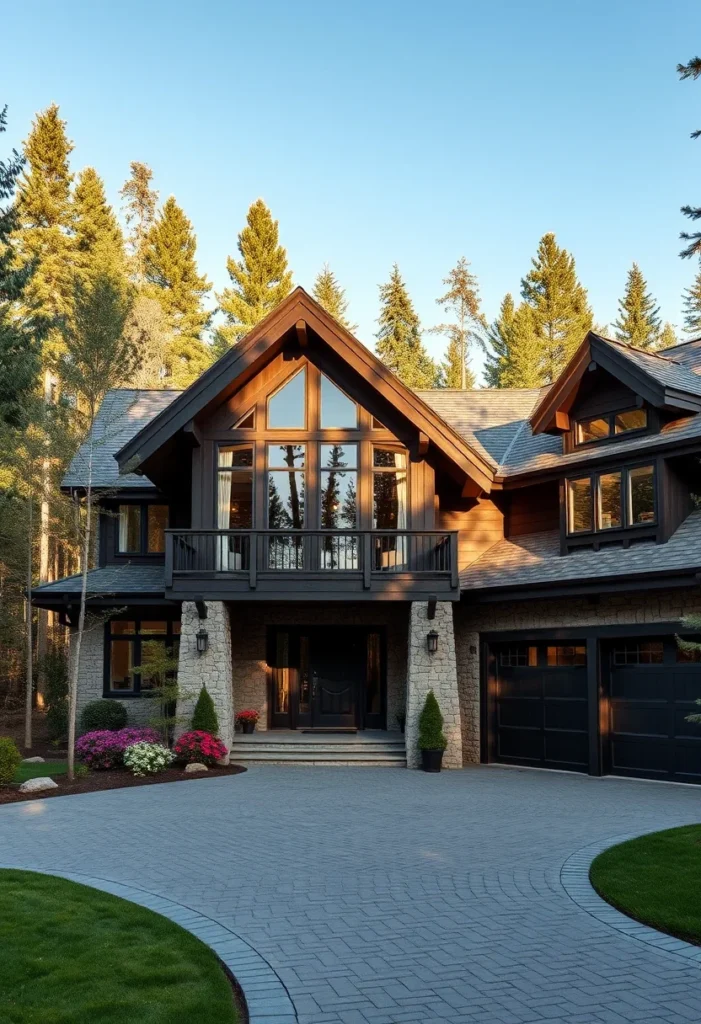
[123,742,174,777]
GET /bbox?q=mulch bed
[0,764,247,806]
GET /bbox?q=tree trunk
[36,368,53,707]
[24,496,33,750]
[67,428,94,782]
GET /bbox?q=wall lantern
[426,630,439,654]
[196,628,209,655]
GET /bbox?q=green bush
[43,647,69,743]
[0,737,21,785]
[191,687,219,735]
[418,690,447,751]
[80,699,127,734]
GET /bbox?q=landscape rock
[18,776,59,793]
[21,756,45,763]
[184,762,208,773]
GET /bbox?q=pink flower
[173,730,228,765]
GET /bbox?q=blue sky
[5,0,701,381]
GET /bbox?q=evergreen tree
[0,105,40,426]
[73,167,128,289]
[119,161,158,284]
[143,196,212,386]
[216,199,293,350]
[678,57,701,259]
[521,233,592,382]
[613,263,661,349]
[484,293,516,388]
[499,304,545,388]
[431,257,484,389]
[123,295,168,387]
[659,322,678,349]
[682,265,701,334]
[313,264,356,330]
[376,265,439,388]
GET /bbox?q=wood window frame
[563,461,657,552]
[103,617,181,698]
[215,443,255,530]
[115,502,169,557]
[574,406,649,448]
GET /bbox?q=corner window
[117,504,168,555]
[575,407,647,446]
[106,618,180,695]
[566,465,655,535]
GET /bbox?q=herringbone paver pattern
[2,766,701,1023]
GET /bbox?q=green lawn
[590,824,701,946]
[13,762,68,784]
[0,870,239,1023]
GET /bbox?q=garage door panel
[543,672,587,700]
[497,727,542,761]
[544,701,588,732]
[611,703,671,736]
[545,732,588,767]
[675,709,701,737]
[672,673,701,702]
[674,742,701,779]
[498,699,542,730]
[498,673,542,699]
[611,670,668,701]
[611,737,671,775]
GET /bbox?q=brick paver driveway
[2,765,701,1024]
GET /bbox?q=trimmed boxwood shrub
[0,737,21,785]
[80,699,127,734]
[418,690,447,751]
[191,687,219,735]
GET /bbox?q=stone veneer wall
[405,601,462,769]
[70,625,154,728]
[454,587,701,766]
[176,601,233,754]
[229,602,409,733]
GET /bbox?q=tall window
[373,446,408,569]
[106,619,180,695]
[217,446,253,570]
[267,369,306,428]
[118,504,168,554]
[268,444,305,568]
[320,443,358,569]
[567,464,655,535]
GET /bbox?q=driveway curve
[2,765,701,1024]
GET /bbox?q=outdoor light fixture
[196,628,209,655]
[427,630,439,654]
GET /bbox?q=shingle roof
[33,564,166,596]
[602,335,701,397]
[460,509,701,592]
[63,389,182,489]
[659,337,701,373]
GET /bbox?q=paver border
[0,863,298,1024]
[560,831,701,963]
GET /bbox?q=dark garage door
[493,642,589,773]
[606,638,701,784]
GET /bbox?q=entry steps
[230,731,406,767]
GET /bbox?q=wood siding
[437,498,504,570]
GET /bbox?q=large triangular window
[267,368,306,429]
[320,373,358,428]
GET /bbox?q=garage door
[607,638,701,784]
[493,642,589,773]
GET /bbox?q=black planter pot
[421,748,444,773]
[240,721,256,734]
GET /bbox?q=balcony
[165,530,459,601]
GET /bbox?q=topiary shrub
[80,699,127,734]
[0,737,21,785]
[173,730,228,765]
[191,687,219,735]
[418,690,447,751]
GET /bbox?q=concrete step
[230,736,406,766]
[231,749,406,766]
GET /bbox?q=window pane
[567,478,593,533]
[111,620,136,635]
[172,622,181,635]
[373,472,407,529]
[218,470,253,529]
[546,645,587,666]
[374,446,404,468]
[139,638,170,691]
[234,409,255,428]
[118,505,141,552]
[321,443,357,469]
[629,465,655,524]
[268,471,305,528]
[577,417,610,443]
[219,445,253,468]
[321,470,357,528]
[613,641,663,665]
[320,374,358,428]
[273,632,290,714]
[267,444,305,469]
[147,505,168,553]
[598,473,621,530]
[615,408,647,434]
[372,416,386,429]
[139,621,167,634]
[110,639,133,690]
[267,368,305,428]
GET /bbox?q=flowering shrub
[123,742,174,777]
[235,709,259,725]
[75,727,161,769]
[173,730,228,765]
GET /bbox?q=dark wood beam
[295,319,308,350]
[461,478,483,499]
[418,432,429,457]
[183,420,203,447]
[554,410,570,431]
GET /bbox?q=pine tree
[431,257,484,389]
[119,161,158,284]
[484,293,517,388]
[216,199,292,350]
[683,266,701,334]
[123,295,168,387]
[376,265,439,388]
[73,167,128,289]
[678,58,701,259]
[499,303,545,388]
[659,322,678,349]
[313,264,356,330]
[613,263,661,349]
[521,233,592,383]
[143,196,212,386]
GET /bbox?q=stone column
[405,601,462,769]
[176,601,233,759]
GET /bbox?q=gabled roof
[530,332,701,436]
[116,287,496,493]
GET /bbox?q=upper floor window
[320,444,357,528]
[373,447,408,530]
[267,368,306,429]
[320,374,357,428]
[575,407,647,445]
[566,464,655,535]
[117,504,168,554]
[268,444,305,528]
[217,446,253,529]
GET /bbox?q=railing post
[363,532,372,589]
[165,532,174,588]
[450,532,459,589]
[249,533,257,589]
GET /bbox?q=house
[33,287,701,780]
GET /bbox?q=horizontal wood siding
[437,498,504,569]
[506,482,560,537]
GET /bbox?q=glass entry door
[268,627,385,730]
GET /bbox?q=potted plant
[418,690,447,772]
[236,709,260,734]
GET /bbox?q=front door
[311,630,365,728]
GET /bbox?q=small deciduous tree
[431,257,485,389]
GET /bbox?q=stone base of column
[405,601,462,769]
[176,602,233,761]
